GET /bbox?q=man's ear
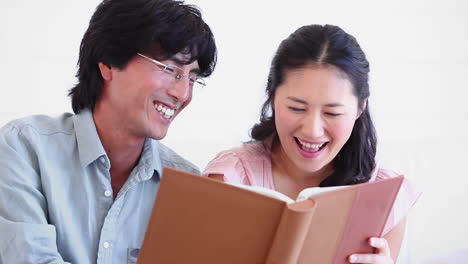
[98,62,112,81]
[356,98,368,120]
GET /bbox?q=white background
[1,0,467,262]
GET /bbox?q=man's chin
[150,135,166,141]
[149,130,168,141]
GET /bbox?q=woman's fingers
[370,237,391,256]
[348,237,393,263]
[348,253,391,263]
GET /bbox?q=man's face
[97,52,200,141]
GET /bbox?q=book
[137,167,404,264]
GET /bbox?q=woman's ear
[356,98,368,120]
[98,62,113,81]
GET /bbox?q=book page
[231,184,349,203]
[296,185,347,201]
[231,184,295,203]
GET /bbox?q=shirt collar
[73,109,163,181]
[73,109,107,168]
[135,138,163,181]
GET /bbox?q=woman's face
[273,64,362,176]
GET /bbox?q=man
[0,0,216,263]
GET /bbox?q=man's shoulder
[1,113,75,137]
[0,113,78,175]
[153,140,200,174]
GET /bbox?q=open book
[233,182,348,203]
[137,167,404,264]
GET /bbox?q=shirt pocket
[127,247,140,264]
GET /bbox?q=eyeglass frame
[136,53,206,87]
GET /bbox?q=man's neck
[92,108,145,197]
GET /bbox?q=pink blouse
[203,140,421,235]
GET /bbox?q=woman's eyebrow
[287,96,307,105]
[287,97,344,107]
[324,103,345,107]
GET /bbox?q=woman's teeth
[298,139,325,152]
[154,103,175,119]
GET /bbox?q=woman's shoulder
[372,164,422,235]
[371,165,421,206]
[209,141,270,163]
[372,166,403,182]
[202,141,271,185]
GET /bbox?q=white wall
[1,0,467,262]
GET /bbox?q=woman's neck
[270,138,333,198]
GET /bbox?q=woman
[204,24,419,263]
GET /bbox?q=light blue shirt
[0,109,199,264]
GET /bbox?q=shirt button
[103,242,110,249]
[104,190,112,197]
[99,157,106,164]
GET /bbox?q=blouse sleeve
[377,168,422,235]
[202,150,250,185]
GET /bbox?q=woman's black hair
[250,24,376,186]
[69,0,217,114]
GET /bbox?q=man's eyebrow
[170,57,188,65]
[170,57,200,74]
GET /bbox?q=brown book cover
[137,167,403,264]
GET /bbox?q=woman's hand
[348,237,394,263]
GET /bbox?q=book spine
[266,199,316,264]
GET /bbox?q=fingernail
[370,238,378,246]
[349,255,357,262]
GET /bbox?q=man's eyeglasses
[137,53,206,87]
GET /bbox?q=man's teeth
[154,103,175,118]
[298,139,325,150]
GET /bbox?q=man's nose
[167,77,191,102]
